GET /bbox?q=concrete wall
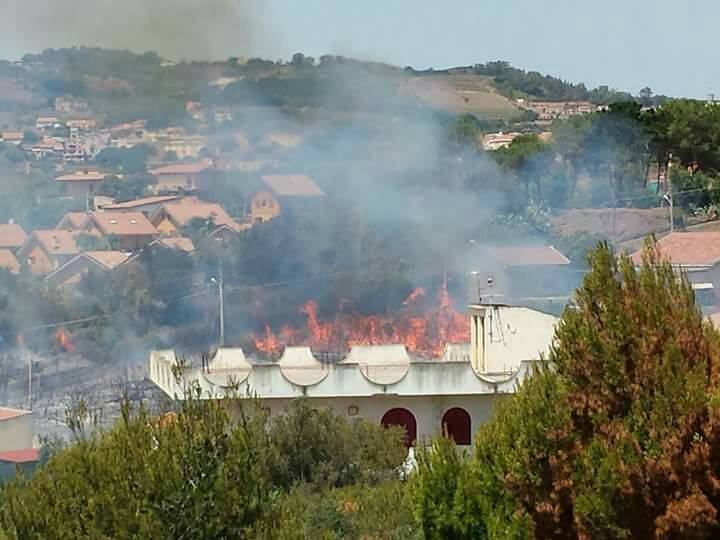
[225,394,505,446]
[0,415,33,453]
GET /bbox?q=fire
[253,280,469,357]
[55,327,76,353]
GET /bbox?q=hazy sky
[0,0,709,97]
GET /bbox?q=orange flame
[55,327,76,353]
[402,287,426,306]
[253,281,469,357]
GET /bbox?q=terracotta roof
[150,159,212,176]
[56,212,89,230]
[631,232,720,267]
[0,223,27,248]
[85,251,131,269]
[158,236,195,252]
[55,171,107,182]
[156,199,238,230]
[89,212,157,237]
[0,448,40,464]
[24,230,80,256]
[0,249,20,273]
[488,246,571,266]
[100,195,182,210]
[0,407,31,421]
[261,174,325,197]
[1,131,23,141]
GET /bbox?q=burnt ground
[1,351,167,441]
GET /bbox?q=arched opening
[442,407,471,445]
[381,408,417,447]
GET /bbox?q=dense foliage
[0,395,408,539]
[414,241,720,539]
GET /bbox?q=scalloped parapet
[343,344,411,386]
[204,348,252,386]
[277,347,329,387]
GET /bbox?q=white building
[0,407,38,478]
[149,303,558,446]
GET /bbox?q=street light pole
[218,262,225,347]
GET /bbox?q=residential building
[150,198,240,234]
[250,174,325,223]
[54,97,89,114]
[471,245,576,301]
[0,250,20,273]
[150,160,212,192]
[149,302,558,447]
[54,170,107,198]
[0,223,28,251]
[84,212,157,251]
[99,195,182,216]
[0,131,24,145]
[66,118,97,131]
[29,137,65,159]
[0,407,39,479]
[55,212,89,231]
[46,251,131,288]
[482,132,521,151]
[162,136,208,160]
[522,101,596,121]
[148,236,195,253]
[36,116,62,130]
[16,230,81,274]
[630,232,720,309]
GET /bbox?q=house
[84,212,157,251]
[0,250,20,273]
[162,136,209,160]
[149,160,212,192]
[0,407,39,479]
[150,198,240,234]
[630,232,720,309]
[470,245,576,301]
[36,116,62,130]
[148,236,195,253]
[54,170,107,198]
[0,223,28,251]
[249,174,325,223]
[30,138,65,159]
[45,251,131,287]
[0,131,24,145]
[149,301,558,447]
[482,132,521,151]
[99,195,182,217]
[522,101,596,121]
[55,96,89,114]
[55,212,89,231]
[16,230,81,274]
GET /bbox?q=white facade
[149,304,558,445]
[0,409,33,453]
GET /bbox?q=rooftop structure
[150,303,558,446]
[0,223,28,250]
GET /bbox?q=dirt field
[399,73,519,118]
[551,208,672,244]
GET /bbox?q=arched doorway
[442,408,471,445]
[381,408,417,447]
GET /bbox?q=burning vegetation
[253,279,469,357]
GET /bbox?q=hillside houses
[54,170,108,198]
[17,230,81,274]
[83,212,157,251]
[250,174,325,223]
[46,251,131,287]
[150,198,243,234]
[149,160,213,192]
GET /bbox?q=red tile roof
[0,223,27,249]
[24,230,81,256]
[0,448,39,464]
[55,212,89,230]
[158,236,195,252]
[0,249,20,273]
[631,232,720,266]
[261,174,325,197]
[89,212,157,237]
[55,171,107,182]
[488,245,571,266]
[156,199,239,230]
[85,251,131,269]
[100,195,182,210]
[0,407,31,421]
[150,160,212,176]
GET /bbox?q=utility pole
[664,188,674,233]
[27,354,32,411]
[218,262,225,346]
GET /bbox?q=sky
[0,0,711,98]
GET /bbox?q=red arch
[381,408,417,447]
[442,407,471,445]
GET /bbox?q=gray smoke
[0,0,267,61]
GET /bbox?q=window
[27,256,35,265]
[441,408,471,445]
[261,199,267,208]
[185,176,193,188]
[381,408,417,448]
